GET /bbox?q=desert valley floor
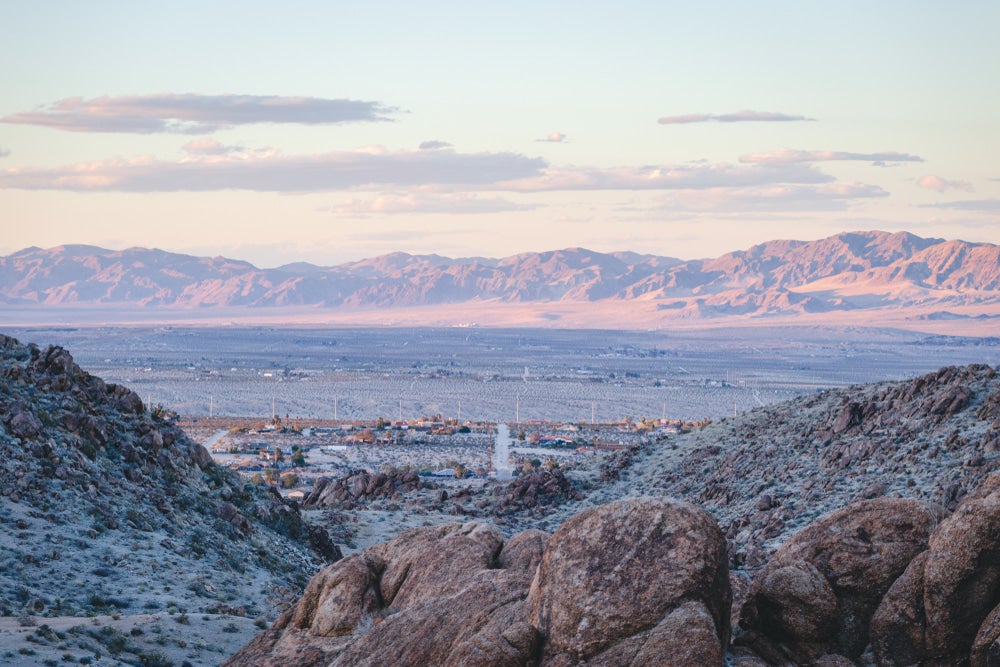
[7,325,999,423]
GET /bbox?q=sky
[1,1,998,268]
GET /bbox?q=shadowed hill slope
[0,334,339,619]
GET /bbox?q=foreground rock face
[735,473,1000,666]
[227,497,731,667]
[739,498,938,663]
[871,474,1000,666]
[231,469,1000,666]
[529,498,730,665]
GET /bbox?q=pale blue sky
[2,1,998,266]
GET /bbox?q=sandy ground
[0,612,261,666]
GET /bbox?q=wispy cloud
[181,138,244,155]
[496,162,832,192]
[654,182,888,213]
[0,147,9,158]
[0,147,546,192]
[0,148,867,198]
[536,132,567,143]
[915,175,974,193]
[418,140,452,151]
[332,193,537,216]
[920,199,1000,212]
[658,110,815,125]
[1,93,398,134]
[739,148,923,166]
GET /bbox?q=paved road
[202,429,230,450]
[492,423,515,480]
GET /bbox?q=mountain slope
[0,334,339,623]
[1,231,998,319]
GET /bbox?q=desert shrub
[138,650,173,667]
[93,626,128,654]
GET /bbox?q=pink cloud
[915,175,974,193]
[655,182,888,213]
[536,132,568,143]
[658,111,814,125]
[921,199,1000,212]
[418,140,452,150]
[0,147,546,192]
[1,93,398,134]
[495,162,832,192]
[740,149,923,165]
[332,193,536,216]
[181,138,244,155]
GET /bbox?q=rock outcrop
[733,471,1000,666]
[228,497,731,667]
[232,466,1000,666]
[738,498,938,663]
[0,335,337,617]
[226,521,541,667]
[529,498,730,665]
[491,468,584,514]
[613,363,1000,575]
[871,473,1000,665]
[302,468,433,508]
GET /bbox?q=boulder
[226,521,528,667]
[497,528,548,573]
[972,602,1000,667]
[372,522,503,611]
[230,499,734,666]
[329,569,536,667]
[739,497,936,663]
[528,497,730,665]
[871,473,1000,665]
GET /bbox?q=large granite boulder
[871,473,1000,666]
[528,497,731,666]
[739,497,937,663]
[225,521,541,667]
[228,497,732,666]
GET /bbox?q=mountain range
[2,231,999,325]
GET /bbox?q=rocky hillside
[586,363,1000,571]
[228,479,1000,666]
[0,334,339,621]
[2,231,999,318]
[228,362,1000,665]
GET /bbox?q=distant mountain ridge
[2,231,999,319]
